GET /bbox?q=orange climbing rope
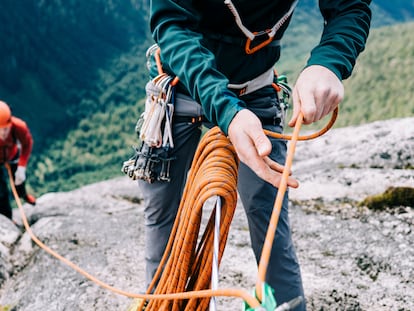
[8,91,337,311]
[139,109,337,310]
[6,160,260,308]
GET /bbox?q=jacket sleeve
[13,118,33,167]
[150,0,245,135]
[306,0,372,79]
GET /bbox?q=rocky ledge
[0,117,412,311]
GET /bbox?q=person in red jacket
[0,100,36,220]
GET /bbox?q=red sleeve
[11,117,33,167]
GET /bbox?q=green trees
[30,99,145,193]
[340,22,414,127]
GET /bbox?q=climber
[132,0,372,309]
[0,100,36,220]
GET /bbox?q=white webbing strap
[228,66,275,96]
[224,0,299,39]
[209,196,221,311]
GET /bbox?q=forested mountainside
[1,0,413,144]
[0,0,413,194]
[0,0,150,148]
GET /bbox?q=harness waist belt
[228,66,275,96]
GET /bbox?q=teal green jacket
[150,0,372,134]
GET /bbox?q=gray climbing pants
[138,89,305,310]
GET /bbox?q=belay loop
[122,46,177,183]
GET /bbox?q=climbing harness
[224,0,299,54]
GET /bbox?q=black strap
[173,115,280,126]
[173,115,204,124]
[261,116,282,126]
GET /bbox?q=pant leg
[139,121,201,288]
[238,124,306,310]
[15,183,28,199]
[0,166,12,219]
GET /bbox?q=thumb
[252,129,272,157]
[289,87,301,127]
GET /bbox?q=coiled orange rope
[143,126,240,310]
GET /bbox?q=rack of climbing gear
[122,45,178,183]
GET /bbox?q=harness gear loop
[224,0,299,54]
[139,73,175,148]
